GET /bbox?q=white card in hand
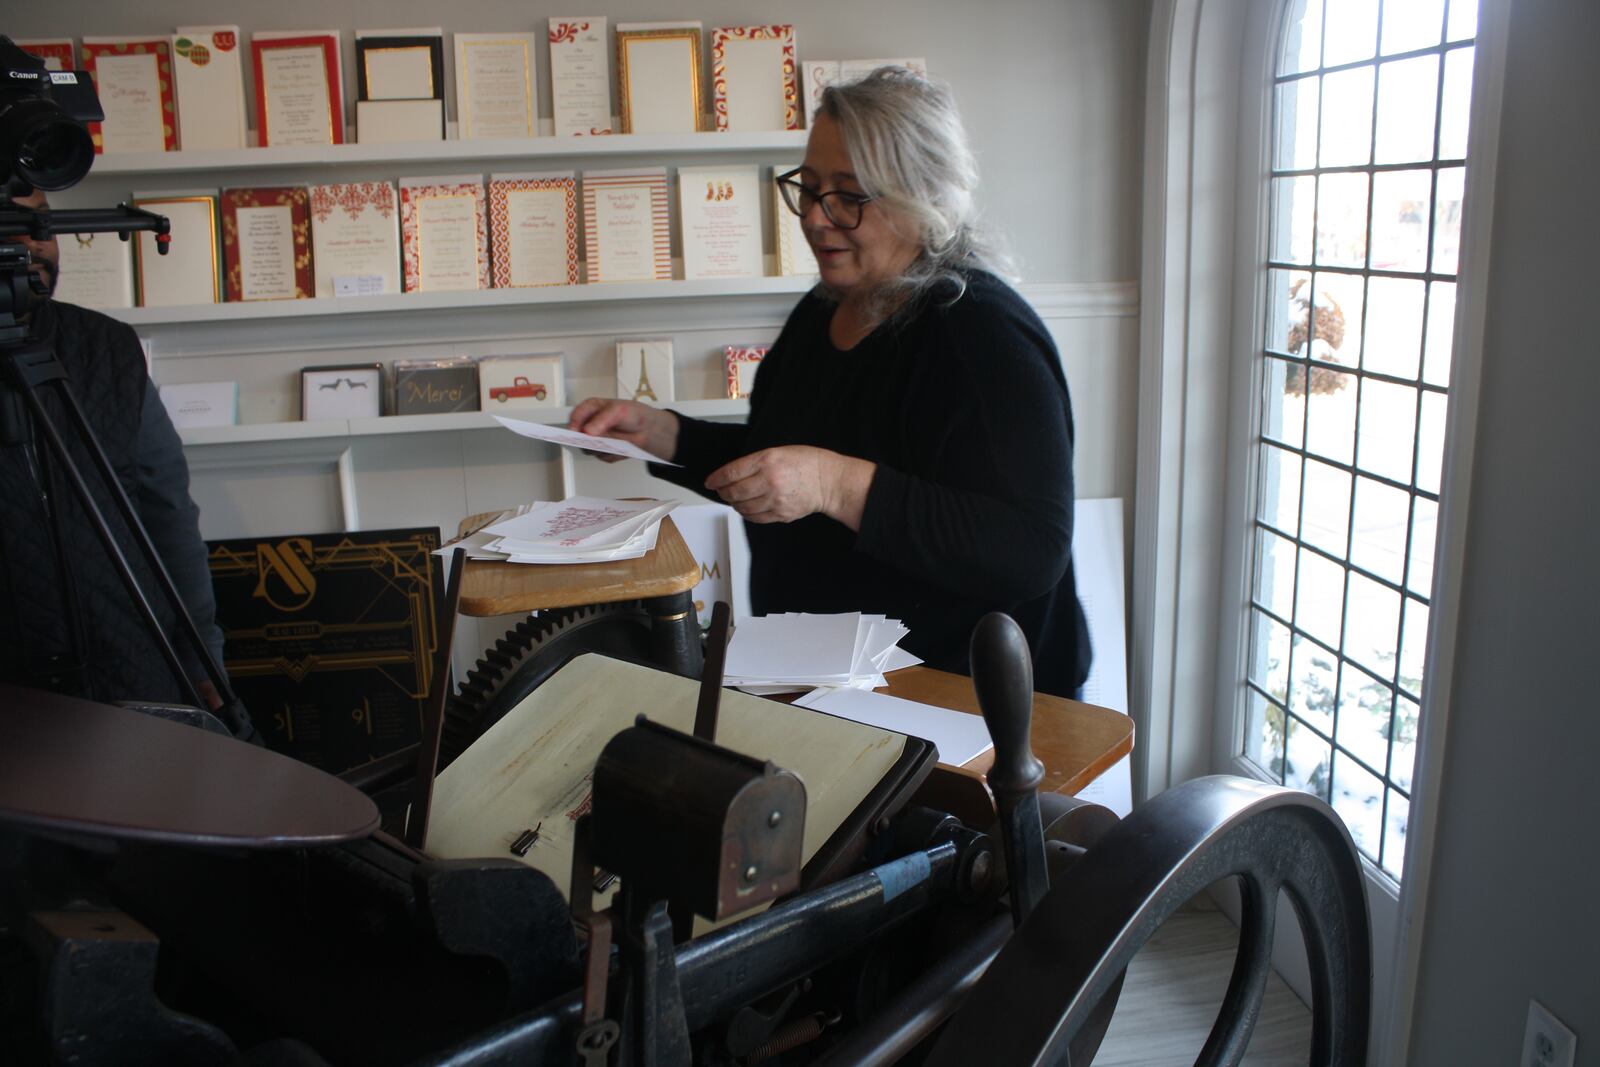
[494,415,678,465]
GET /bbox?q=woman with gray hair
[571,67,1089,696]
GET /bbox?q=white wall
[1406,0,1600,1062]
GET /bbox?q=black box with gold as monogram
[393,357,480,415]
[206,527,443,774]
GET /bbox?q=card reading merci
[494,415,680,465]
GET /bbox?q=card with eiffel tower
[615,338,675,405]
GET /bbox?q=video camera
[0,34,102,195]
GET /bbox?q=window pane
[1250,609,1293,703]
[1356,379,1418,484]
[1306,368,1358,465]
[1262,355,1306,449]
[1439,47,1475,159]
[1415,389,1448,493]
[1407,496,1438,596]
[1276,78,1321,171]
[1447,0,1479,42]
[1391,695,1420,791]
[1350,476,1411,585]
[1330,750,1384,861]
[1363,276,1425,378]
[1311,270,1365,366]
[1255,528,1299,621]
[1286,719,1333,801]
[1370,169,1433,272]
[1244,687,1289,782]
[1433,166,1466,274]
[1315,173,1370,267]
[1259,444,1303,536]
[1336,664,1394,784]
[1280,0,1325,74]
[1423,281,1456,386]
[1267,269,1313,357]
[1383,789,1410,878]
[1271,176,1317,264]
[1375,56,1440,164]
[1319,67,1375,167]
[1399,597,1429,696]
[1301,460,1353,558]
[1381,0,1444,55]
[1296,549,1347,647]
[1344,571,1401,679]
[1322,0,1379,66]
[1289,634,1338,736]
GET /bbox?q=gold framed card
[615,22,704,134]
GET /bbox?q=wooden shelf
[178,399,748,447]
[112,276,813,327]
[86,130,808,178]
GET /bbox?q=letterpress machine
[0,607,1372,1067]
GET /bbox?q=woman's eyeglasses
[775,167,875,230]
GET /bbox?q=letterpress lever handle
[970,612,1049,927]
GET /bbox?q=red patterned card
[80,38,177,153]
[488,173,579,288]
[710,26,799,132]
[251,33,345,147]
[16,39,75,71]
[398,176,489,292]
[581,168,672,283]
[221,187,313,302]
[724,345,770,399]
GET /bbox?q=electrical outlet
[1521,999,1577,1067]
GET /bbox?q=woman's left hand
[705,446,876,530]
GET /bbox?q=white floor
[1091,904,1313,1066]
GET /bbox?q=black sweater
[655,271,1091,696]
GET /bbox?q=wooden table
[881,666,1135,825]
[454,514,703,675]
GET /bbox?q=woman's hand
[567,398,680,463]
[705,446,876,530]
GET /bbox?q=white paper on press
[793,686,994,768]
[494,416,679,465]
[483,496,675,547]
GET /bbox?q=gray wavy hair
[817,66,1010,318]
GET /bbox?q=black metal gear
[438,603,657,770]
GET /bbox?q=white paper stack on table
[437,497,678,564]
[723,612,921,694]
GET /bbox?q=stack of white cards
[440,497,679,565]
[723,612,921,694]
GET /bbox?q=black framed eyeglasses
[775,167,875,230]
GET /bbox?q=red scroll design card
[221,186,314,302]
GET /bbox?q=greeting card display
[81,37,177,153]
[302,363,383,421]
[548,18,610,136]
[678,165,763,280]
[53,231,134,311]
[724,344,770,399]
[393,357,480,415]
[488,172,579,288]
[171,26,247,150]
[15,39,75,71]
[399,176,489,292]
[309,182,402,298]
[251,31,344,146]
[455,32,539,140]
[774,163,820,277]
[221,186,313,302]
[354,29,445,142]
[131,190,220,307]
[801,58,927,123]
[615,22,703,134]
[711,26,799,132]
[581,168,671,283]
[479,354,564,410]
[159,382,238,429]
[616,339,674,405]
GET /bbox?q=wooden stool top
[456,513,700,617]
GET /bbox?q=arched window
[1241,0,1478,881]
